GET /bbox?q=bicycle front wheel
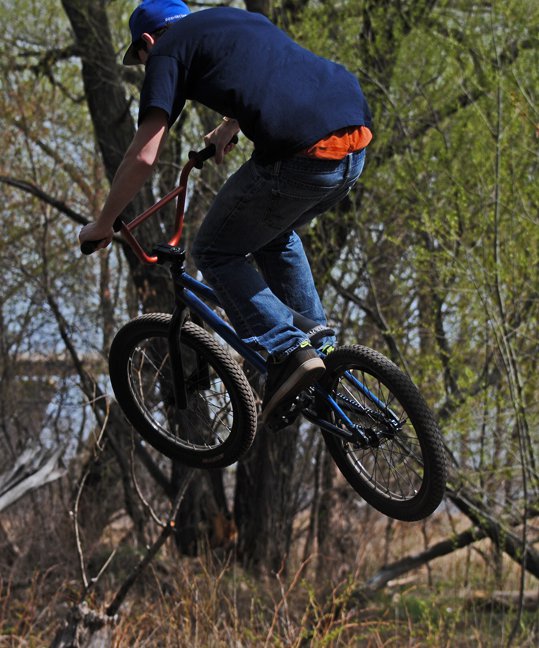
[318,346,447,521]
[109,314,257,468]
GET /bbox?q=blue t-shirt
[139,7,371,161]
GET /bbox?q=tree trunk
[59,0,227,557]
[50,603,113,648]
[244,0,272,16]
[235,423,299,572]
[61,0,172,313]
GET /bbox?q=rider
[79,0,372,423]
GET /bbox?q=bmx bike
[81,144,447,522]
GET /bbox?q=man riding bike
[79,0,372,422]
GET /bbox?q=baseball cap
[123,0,190,65]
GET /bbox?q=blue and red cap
[123,0,190,65]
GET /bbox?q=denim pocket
[274,158,345,199]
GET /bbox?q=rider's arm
[78,108,169,248]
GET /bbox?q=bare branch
[14,44,80,68]
[0,175,126,253]
[329,276,411,373]
[10,119,96,202]
[0,175,88,226]
[0,446,65,512]
[364,525,488,593]
[449,488,539,578]
[12,44,85,103]
[72,470,90,589]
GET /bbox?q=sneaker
[260,342,326,425]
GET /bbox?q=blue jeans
[191,149,366,359]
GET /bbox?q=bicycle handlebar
[80,135,238,256]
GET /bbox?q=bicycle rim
[110,315,257,466]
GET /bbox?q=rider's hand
[204,119,239,164]
[78,221,114,251]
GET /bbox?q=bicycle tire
[109,313,257,468]
[318,346,447,521]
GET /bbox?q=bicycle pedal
[264,405,298,431]
[295,390,314,408]
[261,390,315,432]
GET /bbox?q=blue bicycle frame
[155,245,391,446]
[178,271,267,375]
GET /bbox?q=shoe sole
[259,357,326,425]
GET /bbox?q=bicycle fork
[168,304,189,410]
[153,245,194,411]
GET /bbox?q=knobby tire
[109,314,257,468]
[318,346,447,521]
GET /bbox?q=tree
[1,2,538,633]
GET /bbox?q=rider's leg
[191,160,311,360]
[192,152,365,354]
[192,150,366,417]
[252,150,366,350]
[251,230,335,350]
[252,229,326,325]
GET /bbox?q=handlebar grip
[189,144,216,169]
[80,217,124,255]
[80,239,101,255]
[188,135,239,169]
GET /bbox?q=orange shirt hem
[299,125,372,160]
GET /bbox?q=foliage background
[0,0,537,645]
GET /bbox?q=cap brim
[123,43,141,66]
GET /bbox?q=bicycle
[81,144,447,522]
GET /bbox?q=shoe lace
[319,343,335,355]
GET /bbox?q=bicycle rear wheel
[109,313,257,468]
[318,346,447,521]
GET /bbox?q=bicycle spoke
[127,337,236,451]
[378,443,420,496]
[317,346,446,520]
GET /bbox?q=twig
[72,401,111,592]
[72,470,89,590]
[264,557,312,648]
[129,438,167,528]
[105,470,194,617]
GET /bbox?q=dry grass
[1,497,537,647]
[1,533,538,647]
